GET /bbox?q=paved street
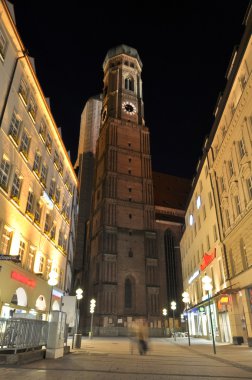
[0,337,252,379]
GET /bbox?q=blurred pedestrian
[128,321,138,354]
[137,319,149,355]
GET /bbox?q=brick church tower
[89,45,165,328]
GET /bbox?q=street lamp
[171,301,176,341]
[47,270,58,320]
[89,298,96,339]
[73,288,83,348]
[162,308,167,336]
[182,291,191,346]
[202,274,216,354]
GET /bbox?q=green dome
[103,44,142,69]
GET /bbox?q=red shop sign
[200,248,216,271]
[11,271,36,287]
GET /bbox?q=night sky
[11,1,250,179]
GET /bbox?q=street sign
[0,254,21,263]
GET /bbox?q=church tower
[89,45,162,328]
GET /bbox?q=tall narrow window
[40,163,48,186]
[33,151,41,174]
[20,131,30,159]
[228,160,234,177]
[234,195,241,216]
[18,78,29,104]
[18,240,26,265]
[0,156,10,191]
[246,176,252,200]
[39,120,47,141]
[28,96,37,122]
[125,278,132,308]
[0,226,12,255]
[26,190,34,215]
[225,209,230,228]
[238,139,246,159]
[125,77,134,91]
[34,202,42,225]
[9,111,21,143]
[0,28,7,60]
[229,249,235,277]
[240,238,248,270]
[11,173,22,202]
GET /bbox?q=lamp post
[182,291,191,346]
[171,301,176,341]
[202,274,216,354]
[73,288,83,349]
[162,308,167,337]
[47,270,58,320]
[89,298,96,339]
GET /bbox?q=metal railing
[0,318,48,353]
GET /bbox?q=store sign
[0,254,21,263]
[220,295,229,304]
[11,271,36,287]
[200,248,216,271]
[199,306,205,313]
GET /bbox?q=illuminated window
[228,160,234,177]
[18,240,26,265]
[234,195,241,216]
[20,130,30,159]
[28,96,37,122]
[40,163,48,186]
[33,151,41,174]
[0,226,12,255]
[27,247,35,271]
[54,151,59,168]
[246,177,252,200]
[49,179,56,200]
[0,156,10,191]
[39,120,47,141]
[18,78,29,104]
[55,188,61,205]
[45,133,52,153]
[26,190,34,214]
[9,111,21,143]
[50,225,56,240]
[11,173,22,201]
[44,213,51,234]
[38,255,44,273]
[34,202,42,225]
[238,139,246,159]
[0,28,7,60]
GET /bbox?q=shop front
[0,261,51,320]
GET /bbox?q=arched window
[125,278,132,308]
[125,77,134,92]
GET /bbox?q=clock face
[122,101,136,115]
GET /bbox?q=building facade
[0,0,78,319]
[74,95,102,327]
[180,3,252,346]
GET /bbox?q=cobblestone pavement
[0,337,252,379]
